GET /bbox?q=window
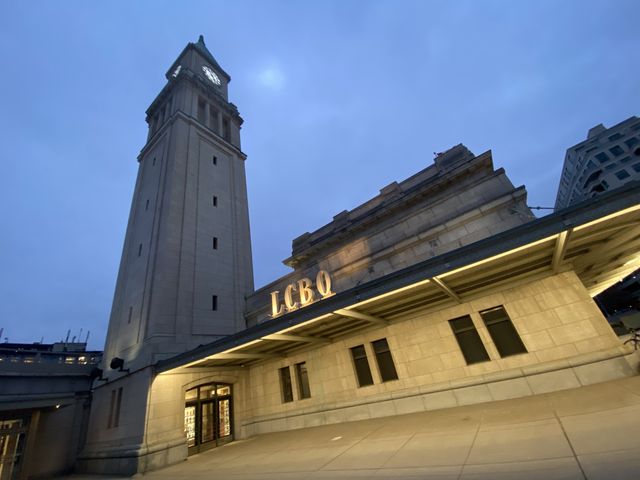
[212,295,218,311]
[595,152,609,164]
[138,243,142,257]
[609,145,625,157]
[279,367,293,403]
[197,98,206,124]
[108,387,123,428]
[222,119,230,141]
[371,338,398,382]
[145,199,149,211]
[632,163,640,173]
[449,315,490,365]
[608,133,623,141]
[295,362,311,399]
[127,306,133,324]
[350,345,374,387]
[213,195,218,207]
[212,155,217,166]
[212,237,218,249]
[209,106,218,133]
[479,306,527,357]
[583,169,602,188]
[615,169,631,180]
[624,137,638,149]
[634,147,640,156]
[152,157,156,166]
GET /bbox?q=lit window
[350,345,373,387]
[295,362,311,399]
[371,338,398,382]
[479,306,527,357]
[279,367,293,403]
[449,315,490,365]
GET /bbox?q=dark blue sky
[0,1,638,349]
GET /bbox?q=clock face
[202,65,221,86]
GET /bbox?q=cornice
[285,153,498,267]
[138,110,246,161]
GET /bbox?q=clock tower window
[209,106,219,133]
[197,98,206,124]
[222,118,230,141]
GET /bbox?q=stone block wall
[240,270,626,435]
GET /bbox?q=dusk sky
[0,0,638,349]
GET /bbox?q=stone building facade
[77,38,640,475]
[555,115,640,210]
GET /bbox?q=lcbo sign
[270,270,334,318]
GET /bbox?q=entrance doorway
[184,383,233,455]
[0,415,29,480]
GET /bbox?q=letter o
[316,270,333,298]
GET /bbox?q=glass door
[0,416,29,480]
[184,383,233,455]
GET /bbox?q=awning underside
[174,203,640,371]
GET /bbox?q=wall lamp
[90,367,108,382]
[109,357,130,373]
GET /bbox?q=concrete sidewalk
[61,375,640,479]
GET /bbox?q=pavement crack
[554,409,587,480]
[457,422,480,480]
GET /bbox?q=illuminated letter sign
[269,270,334,318]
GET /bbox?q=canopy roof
[157,181,640,373]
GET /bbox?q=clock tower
[102,35,254,373]
[80,36,254,474]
